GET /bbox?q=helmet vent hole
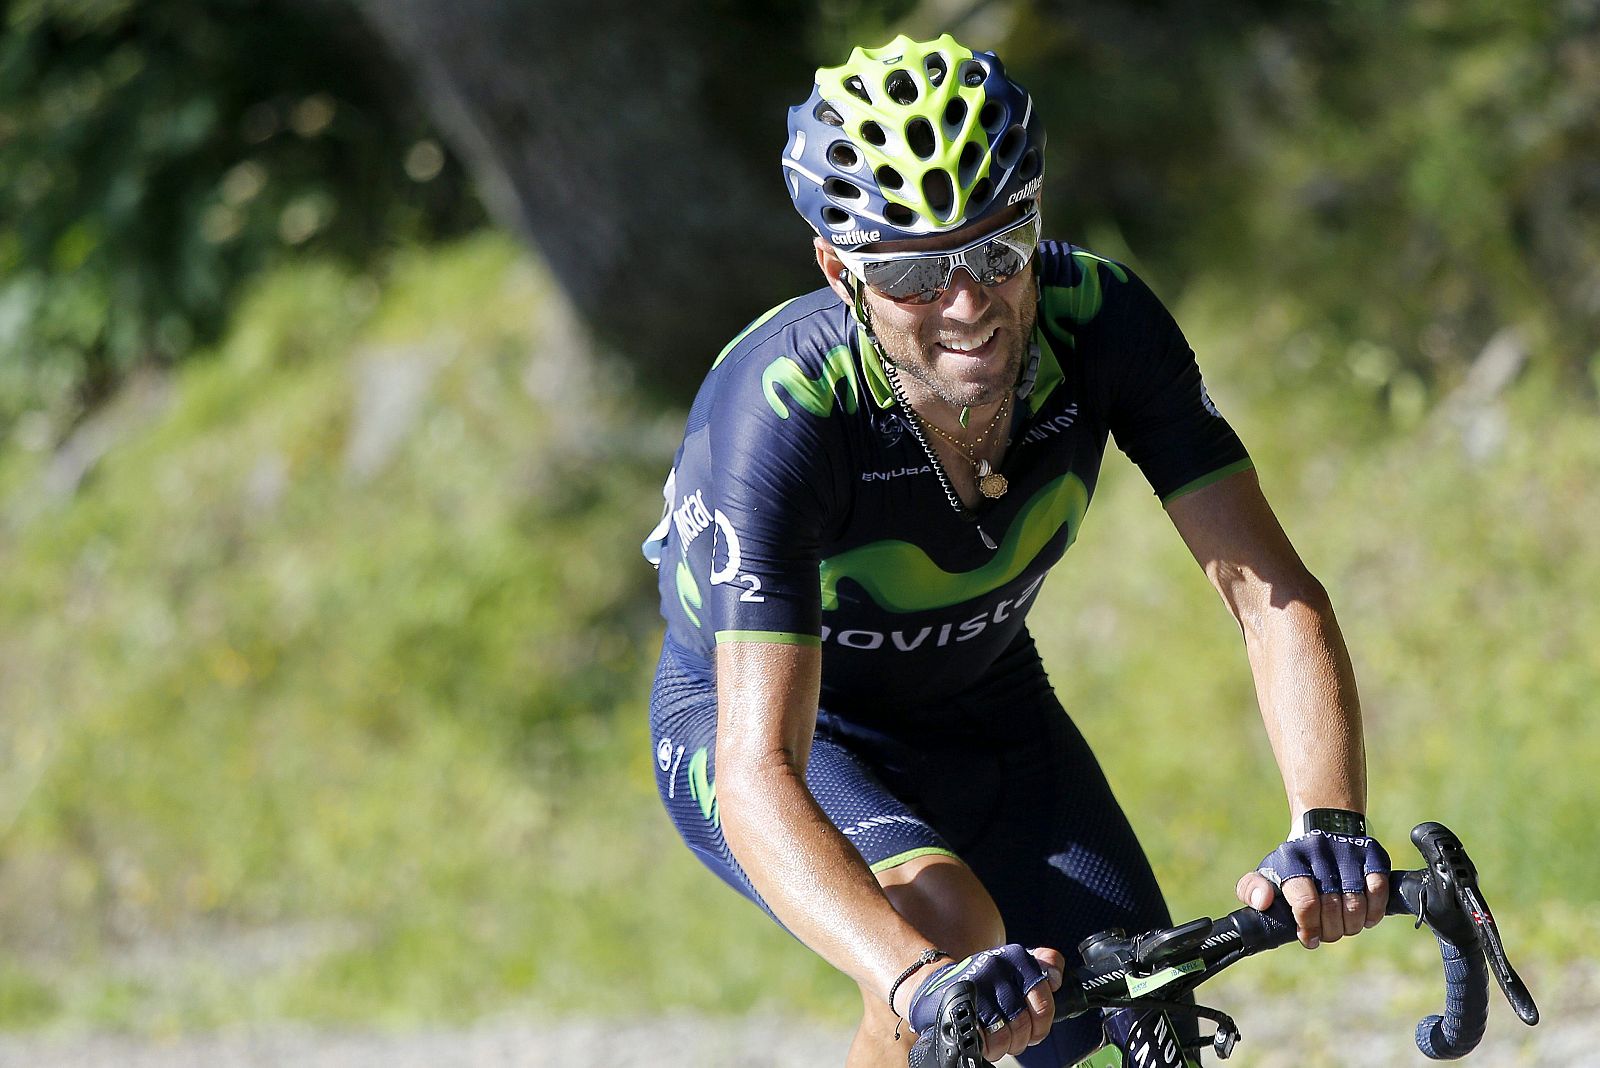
[960,60,986,87]
[996,125,1026,168]
[978,101,1004,133]
[884,69,918,105]
[1018,147,1041,181]
[906,117,936,160]
[925,53,948,86]
[958,140,983,184]
[860,121,887,147]
[828,142,861,170]
[816,101,844,127]
[943,98,967,130]
[885,203,917,227]
[821,206,851,227]
[921,169,955,219]
[824,177,865,203]
[876,165,904,191]
[970,176,994,206]
[844,75,871,103]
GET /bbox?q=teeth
[942,328,997,353]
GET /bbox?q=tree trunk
[353,0,819,401]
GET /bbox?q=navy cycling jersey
[642,242,1251,713]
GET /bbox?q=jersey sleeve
[696,344,852,648]
[1092,263,1252,501]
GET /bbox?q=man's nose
[938,264,990,320]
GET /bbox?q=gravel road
[0,965,1593,1067]
[0,1008,1591,1068]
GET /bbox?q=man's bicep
[715,639,824,776]
[1164,467,1321,612]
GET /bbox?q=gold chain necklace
[914,393,1011,499]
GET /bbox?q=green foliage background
[0,0,1596,1046]
[0,232,1594,1037]
[0,0,480,432]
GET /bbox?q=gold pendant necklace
[915,394,1011,500]
[976,459,1009,499]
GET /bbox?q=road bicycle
[909,822,1539,1067]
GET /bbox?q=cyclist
[643,33,1390,1067]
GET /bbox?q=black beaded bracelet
[888,948,951,1017]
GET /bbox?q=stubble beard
[869,294,1036,411]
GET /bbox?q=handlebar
[908,822,1538,1068]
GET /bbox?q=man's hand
[1238,830,1391,948]
[902,944,1065,1062]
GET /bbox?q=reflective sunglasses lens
[856,210,1041,303]
[981,214,1041,279]
[860,258,951,304]
[971,243,1027,285]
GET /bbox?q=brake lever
[1410,822,1478,944]
[1461,883,1541,1025]
[1411,821,1540,1027]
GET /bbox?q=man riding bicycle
[643,33,1390,1066]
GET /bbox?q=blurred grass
[1034,277,1600,1003]
[0,234,843,1031]
[0,234,1594,1035]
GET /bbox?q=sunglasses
[836,207,1041,305]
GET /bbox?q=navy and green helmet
[783,33,1046,251]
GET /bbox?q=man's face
[817,207,1038,411]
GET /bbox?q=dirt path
[0,968,1592,1067]
[0,1017,849,1068]
[0,1007,1589,1068]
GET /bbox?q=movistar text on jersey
[819,575,1046,651]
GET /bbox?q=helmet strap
[843,270,892,370]
[1014,274,1043,402]
[844,269,946,417]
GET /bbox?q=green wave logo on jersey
[712,298,796,370]
[1045,250,1129,326]
[675,558,704,628]
[687,746,719,828]
[763,344,860,419]
[819,473,1089,612]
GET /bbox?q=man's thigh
[821,691,1172,1063]
[650,640,1164,1064]
[962,704,1172,955]
[649,639,968,914]
[818,689,1173,954]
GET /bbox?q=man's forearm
[1167,470,1369,818]
[1170,471,1386,943]
[718,754,929,1001]
[713,639,934,1006]
[1239,580,1368,822]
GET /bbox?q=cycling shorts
[648,631,1178,1067]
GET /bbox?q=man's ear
[813,238,855,304]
